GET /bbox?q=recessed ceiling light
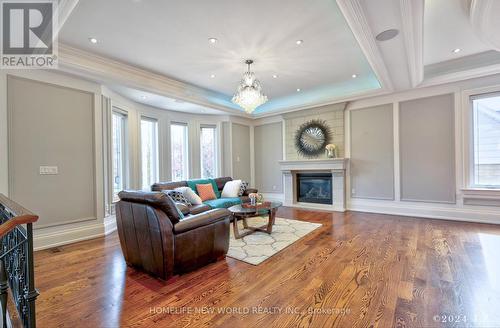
[452,48,461,53]
[272,74,278,78]
[296,88,301,92]
[174,99,184,103]
[208,37,218,44]
[352,74,357,78]
[88,37,98,44]
[296,40,303,45]
[210,74,216,78]
[375,29,399,42]
[141,95,147,99]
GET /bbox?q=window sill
[461,188,500,199]
[462,188,500,194]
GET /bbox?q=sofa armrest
[243,188,258,196]
[174,208,231,233]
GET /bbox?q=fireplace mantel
[278,158,348,172]
[279,158,349,212]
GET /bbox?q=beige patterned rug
[227,216,322,265]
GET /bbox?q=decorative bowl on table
[242,201,272,209]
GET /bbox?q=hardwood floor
[34,208,500,328]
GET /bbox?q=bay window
[200,125,217,178]
[140,117,159,190]
[112,111,127,200]
[471,93,500,188]
[171,122,189,181]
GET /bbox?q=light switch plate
[39,166,58,175]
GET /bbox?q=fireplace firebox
[296,173,333,205]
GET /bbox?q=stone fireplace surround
[279,159,348,212]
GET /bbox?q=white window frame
[462,86,500,193]
[468,92,500,189]
[111,109,128,201]
[200,124,218,178]
[140,116,159,190]
[170,122,189,181]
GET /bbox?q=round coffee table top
[228,201,282,216]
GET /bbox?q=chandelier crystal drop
[232,59,268,114]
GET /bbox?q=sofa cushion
[238,181,249,196]
[164,190,191,206]
[196,183,217,201]
[189,204,211,215]
[203,197,241,209]
[174,209,231,233]
[187,179,221,198]
[221,179,242,198]
[175,186,202,205]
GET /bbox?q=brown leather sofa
[151,177,258,215]
[116,190,231,280]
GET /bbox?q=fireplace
[296,173,333,205]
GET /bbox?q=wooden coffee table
[228,202,282,239]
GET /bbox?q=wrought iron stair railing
[0,194,39,328]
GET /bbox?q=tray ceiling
[59,0,380,114]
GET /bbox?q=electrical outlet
[351,188,356,195]
[39,166,58,175]
[236,156,240,162]
[272,185,277,190]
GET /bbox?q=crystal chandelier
[232,59,268,114]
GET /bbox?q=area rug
[227,216,322,265]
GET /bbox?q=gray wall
[8,76,96,227]
[254,122,283,193]
[231,123,251,182]
[221,122,232,176]
[284,104,345,160]
[350,104,394,199]
[400,94,455,203]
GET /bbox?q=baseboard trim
[348,199,500,225]
[34,215,117,251]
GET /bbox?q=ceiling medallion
[231,59,268,114]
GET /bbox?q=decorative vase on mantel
[325,144,337,158]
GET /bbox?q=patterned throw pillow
[164,190,191,206]
[238,181,249,196]
[196,183,217,201]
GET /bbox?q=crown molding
[252,87,389,119]
[57,44,390,120]
[400,0,424,87]
[336,0,394,91]
[57,44,250,118]
[420,63,500,88]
